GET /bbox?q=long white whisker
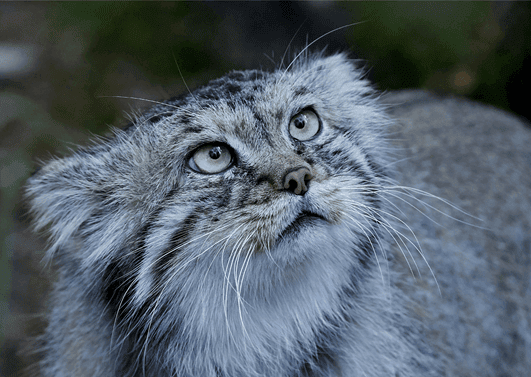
[234,231,257,341]
[348,201,421,279]
[279,19,308,69]
[171,50,204,110]
[138,220,247,370]
[343,212,388,287]
[279,22,365,81]
[341,190,442,295]
[381,185,485,226]
[98,95,181,110]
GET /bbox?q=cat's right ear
[25,150,116,262]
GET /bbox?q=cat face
[140,53,388,265]
[27,53,391,273]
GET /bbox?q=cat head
[26,52,391,273]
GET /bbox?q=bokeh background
[1,2,530,375]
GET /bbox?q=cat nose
[283,167,313,195]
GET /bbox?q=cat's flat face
[28,54,390,273]
[147,55,385,248]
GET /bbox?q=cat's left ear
[307,53,373,96]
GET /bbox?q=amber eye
[189,144,233,174]
[289,109,320,141]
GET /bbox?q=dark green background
[1,2,530,375]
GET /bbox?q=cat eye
[189,144,233,174]
[289,109,320,141]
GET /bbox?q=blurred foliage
[342,2,529,115]
[43,2,229,134]
[345,2,491,89]
[32,1,529,139]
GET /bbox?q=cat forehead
[159,54,359,136]
[190,69,314,114]
[191,53,355,102]
[168,87,301,151]
[131,53,372,155]
[192,73,311,128]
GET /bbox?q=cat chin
[277,211,327,240]
[270,219,354,265]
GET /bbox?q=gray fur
[384,90,531,376]
[26,53,530,376]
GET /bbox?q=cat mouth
[279,211,327,239]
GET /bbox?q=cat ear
[26,151,108,261]
[26,126,178,265]
[306,53,373,96]
[25,136,144,265]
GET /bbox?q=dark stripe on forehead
[183,125,203,134]
[174,112,204,133]
[227,69,267,82]
[252,110,273,146]
[294,86,310,96]
[226,83,242,95]
[179,113,192,124]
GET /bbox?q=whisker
[343,212,388,287]
[98,95,181,110]
[279,19,308,70]
[345,200,420,279]
[279,22,365,81]
[137,219,248,370]
[381,185,484,225]
[171,50,204,110]
[341,190,442,295]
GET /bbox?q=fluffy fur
[27,53,441,376]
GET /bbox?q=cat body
[26,53,531,376]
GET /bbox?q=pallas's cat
[26,52,531,376]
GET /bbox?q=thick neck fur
[59,219,427,377]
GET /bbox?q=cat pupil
[294,115,306,129]
[209,147,222,160]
